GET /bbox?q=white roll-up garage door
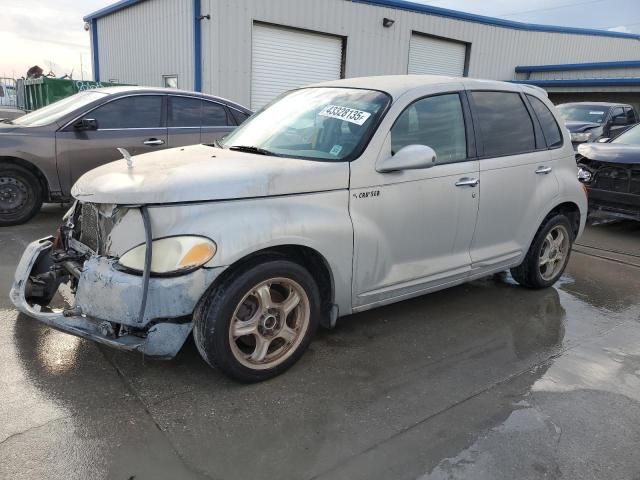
[251,24,343,110]
[408,33,467,77]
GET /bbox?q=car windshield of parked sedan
[12,90,108,127]
[220,87,390,161]
[611,123,640,144]
[556,104,608,124]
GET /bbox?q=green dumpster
[20,78,132,111]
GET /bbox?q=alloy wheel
[228,277,310,370]
[539,225,570,281]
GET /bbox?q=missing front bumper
[10,237,224,358]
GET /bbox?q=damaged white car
[11,76,587,382]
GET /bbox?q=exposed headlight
[571,132,592,143]
[577,166,592,183]
[117,236,217,275]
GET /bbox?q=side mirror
[377,144,437,173]
[73,118,97,131]
[598,137,609,143]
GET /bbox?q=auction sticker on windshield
[319,105,372,125]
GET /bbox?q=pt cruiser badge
[353,190,380,199]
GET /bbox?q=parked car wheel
[0,164,43,226]
[193,259,320,382]
[511,215,574,289]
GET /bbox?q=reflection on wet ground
[1,210,639,480]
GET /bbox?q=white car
[0,81,17,108]
[11,75,587,382]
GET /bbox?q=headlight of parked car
[571,132,592,143]
[117,236,217,275]
[577,166,592,183]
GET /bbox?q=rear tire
[511,214,574,289]
[0,164,43,226]
[193,259,320,382]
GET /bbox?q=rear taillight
[582,184,588,197]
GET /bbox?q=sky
[2,0,639,80]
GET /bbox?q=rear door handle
[143,138,165,146]
[535,166,552,175]
[455,177,479,187]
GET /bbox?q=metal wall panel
[97,0,194,89]
[408,34,466,76]
[200,0,640,106]
[250,24,343,109]
[96,0,640,107]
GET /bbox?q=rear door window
[168,96,202,127]
[202,101,229,126]
[527,95,563,148]
[625,107,636,124]
[91,95,163,129]
[470,91,536,157]
[610,107,625,123]
[391,93,467,164]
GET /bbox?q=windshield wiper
[0,119,13,124]
[229,145,279,156]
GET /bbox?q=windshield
[221,87,390,161]
[12,90,107,127]
[611,123,640,144]
[556,104,609,124]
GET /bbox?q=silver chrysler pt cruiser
[11,76,587,382]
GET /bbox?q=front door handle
[535,166,552,175]
[455,177,479,187]
[143,138,165,146]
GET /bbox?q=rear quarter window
[470,91,536,157]
[527,95,563,148]
[230,109,251,125]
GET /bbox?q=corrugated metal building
[84,0,640,110]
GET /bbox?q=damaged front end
[10,202,223,358]
[577,145,640,221]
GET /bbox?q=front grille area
[72,202,121,255]
[593,166,632,192]
[78,203,100,252]
[586,161,640,195]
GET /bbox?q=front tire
[193,259,320,382]
[0,164,43,226]
[511,214,574,289]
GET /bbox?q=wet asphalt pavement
[1,205,639,480]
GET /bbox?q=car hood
[71,144,350,204]
[577,143,640,164]
[564,121,601,133]
[0,123,53,135]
